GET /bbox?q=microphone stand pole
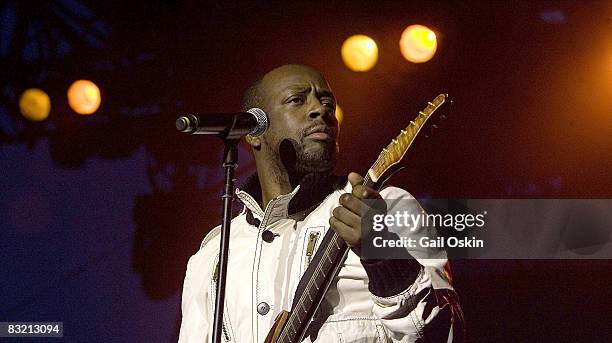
[212,138,239,343]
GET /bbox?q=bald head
[241,64,329,112]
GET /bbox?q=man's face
[257,66,339,173]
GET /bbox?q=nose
[308,100,336,125]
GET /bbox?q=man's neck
[255,157,294,209]
[243,160,342,217]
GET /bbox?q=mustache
[301,123,337,139]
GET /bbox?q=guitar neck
[278,177,376,343]
[275,94,447,342]
[277,230,347,342]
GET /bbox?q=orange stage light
[399,25,438,63]
[341,35,378,72]
[19,88,51,121]
[67,80,101,115]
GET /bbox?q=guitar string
[278,232,345,342]
[278,236,341,341]
[279,175,377,341]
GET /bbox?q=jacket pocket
[315,315,389,342]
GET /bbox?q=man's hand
[329,172,385,257]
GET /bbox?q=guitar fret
[316,259,324,274]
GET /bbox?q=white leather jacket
[178,179,462,342]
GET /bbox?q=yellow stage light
[335,105,344,125]
[67,80,101,115]
[341,35,378,72]
[399,25,437,63]
[19,88,51,121]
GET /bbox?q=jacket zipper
[305,232,321,267]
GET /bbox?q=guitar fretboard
[278,230,347,342]
[278,177,375,343]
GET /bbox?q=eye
[321,98,335,108]
[288,96,304,104]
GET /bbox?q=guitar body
[264,311,289,343]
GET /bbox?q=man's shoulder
[199,225,222,250]
[191,210,250,257]
[185,224,221,270]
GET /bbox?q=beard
[271,136,338,176]
[294,137,338,173]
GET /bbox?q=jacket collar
[235,172,347,227]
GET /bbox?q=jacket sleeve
[360,187,464,342]
[178,257,209,343]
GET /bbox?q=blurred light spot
[399,25,437,63]
[540,9,566,24]
[68,79,101,115]
[341,34,378,72]
[335,105,344,125]
[19,88,51,121]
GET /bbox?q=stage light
[335,105,344,125]
[67,80,101,115]
[399,25,437,63]
[341,35,378,72]
[19,88,51,121]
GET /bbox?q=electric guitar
[264,94,450,342]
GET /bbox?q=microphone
[176,108,268,139]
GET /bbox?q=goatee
[279,138,337,176]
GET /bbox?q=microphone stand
[176,109,267,342]
[212,138,239,343]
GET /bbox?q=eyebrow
[283,86,335,99]
[284,85,310,93]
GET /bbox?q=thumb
[348,172,364,187]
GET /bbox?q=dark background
[1,1,611,342]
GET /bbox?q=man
[178,64,462,342]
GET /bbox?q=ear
[245,134,261,149]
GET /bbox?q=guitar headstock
[366,94,449,184]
